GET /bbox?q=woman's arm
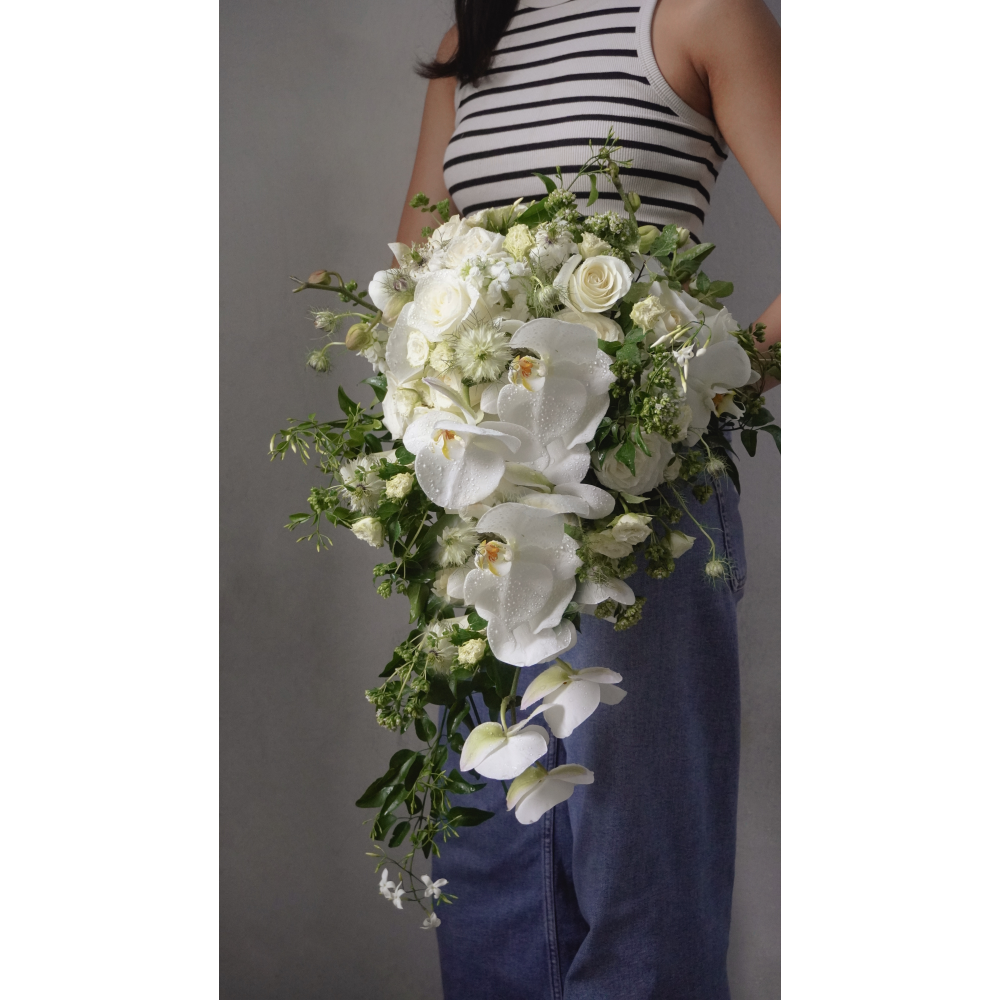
[653,0,781,367]
[395,28,459,248]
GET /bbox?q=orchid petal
[385,303,424,381]
[599,684,628,705]
[547,764,596,785]
[522,663,574,708]
[473,726,549,780]
[505,764,546,811]
[459,721,507,772]
[542,679,602,738]
[553,483,615,519]
[574,577,635,606]
[498,378,587,447]
[575,667,623,684]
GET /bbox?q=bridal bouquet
[272,134,779,927]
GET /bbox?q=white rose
[556,306,624,344]
[567,255,632,313]
[351,517,384,548]
[410,271,477,341]
[385,472,415,500]
[610,513,653,545]
[428,216,468,247]
[593,433,673,495]
[443,226,505,267]
[406,330,430,367]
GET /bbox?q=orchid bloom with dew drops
[463,502,581,666]
[459,712,550,780]
[402,392,542,509]
[420,875,449,899]
[506,763,595,825]
[521,660,627,738]
[478,318,614,485]
[421,911,442,930]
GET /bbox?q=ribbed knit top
[443,0,727,242]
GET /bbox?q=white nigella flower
[460,715,550,779]
[403,382,542,509]
[435,519,480,567]
[420,875,449,899]
[521,660,626,738]
[463,502,581,666]
[339,456,385,514]
[379,869,396,900]
[530,223,577,270]
[505,763,595,825]
[421,911,442,930]
[484,318,614,486]
[452,323,513,383]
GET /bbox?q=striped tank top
[443,0,727,243]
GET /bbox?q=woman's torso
[443,0,727,242]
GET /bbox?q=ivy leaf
[447,806,495,827]
[533,171,557,194]
[650,224,682,260]
[395,445,416,464]
[760,424,781,453]
[363,374,387,402]
[740,429,758,457]
[388,821,411,848]
[596,339,621,357]
[466,610,488,630]
[615,438,636,476]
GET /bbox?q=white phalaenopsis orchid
[521,660,627,738]
[683,336,758,437]
[482,318,614,485]
[463,502,581,666]
[459,715,549,780]
[505,763,595,825]
[420,875,449,899]
[402,399,542,509]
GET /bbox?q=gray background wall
[221,2,780,996]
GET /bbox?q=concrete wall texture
[221,2,780,996]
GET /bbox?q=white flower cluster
[349,209,758,829]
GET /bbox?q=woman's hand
[653,0,780,383]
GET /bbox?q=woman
[396,2,780,997]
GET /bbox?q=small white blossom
[390,883,405,910]
[421,911,442,930]
[379,869,396,900]
[420,875,449,899]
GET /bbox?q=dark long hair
[418,0,519,86]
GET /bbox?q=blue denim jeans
[434,477,746,1000]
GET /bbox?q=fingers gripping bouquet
[272,133,780,927]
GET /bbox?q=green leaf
[633,426,652,458]
[741,429,758,457]
[619,492,647,504]
[395,446,416,464]
[466,610,488,630]
[337,386,361,417]
[563,523,584,542]
[447,705,470,735]
[363,374,388,402]
[513,200,549,227]
[614,438,636,476]
[708,280,734,299]
[372,810,395,841]
[355,775,397,809]
[389,748,418,770]
[414,714,437,742]
[404,754,426,792]
[447,806,495,828]
[533,171,557,194]
[446,769,485,795]
[388,821,411,848]
[650,224,681,259]
[588,172,599,206]
[596,338,621,357]
[760,424,781,453]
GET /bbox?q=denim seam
[716,483,746,593]
[542,737,563,1000]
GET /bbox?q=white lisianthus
[503,223,534,260]
[566,255,632,313]
[611,512,653,545]
[505,763,595,825]
[460,717,549,780]
[630,295,666,332]
[385,472,415,500]
[593,432,673,495]
[463,503,581,666]
[667,530,697,558]
[410,271,478,342]
[522,660,627,738]
[351,517,384,548]
[555,306,624,344]
[577,232,612,258]
[586,530,633,559]
[457,638,487,665]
